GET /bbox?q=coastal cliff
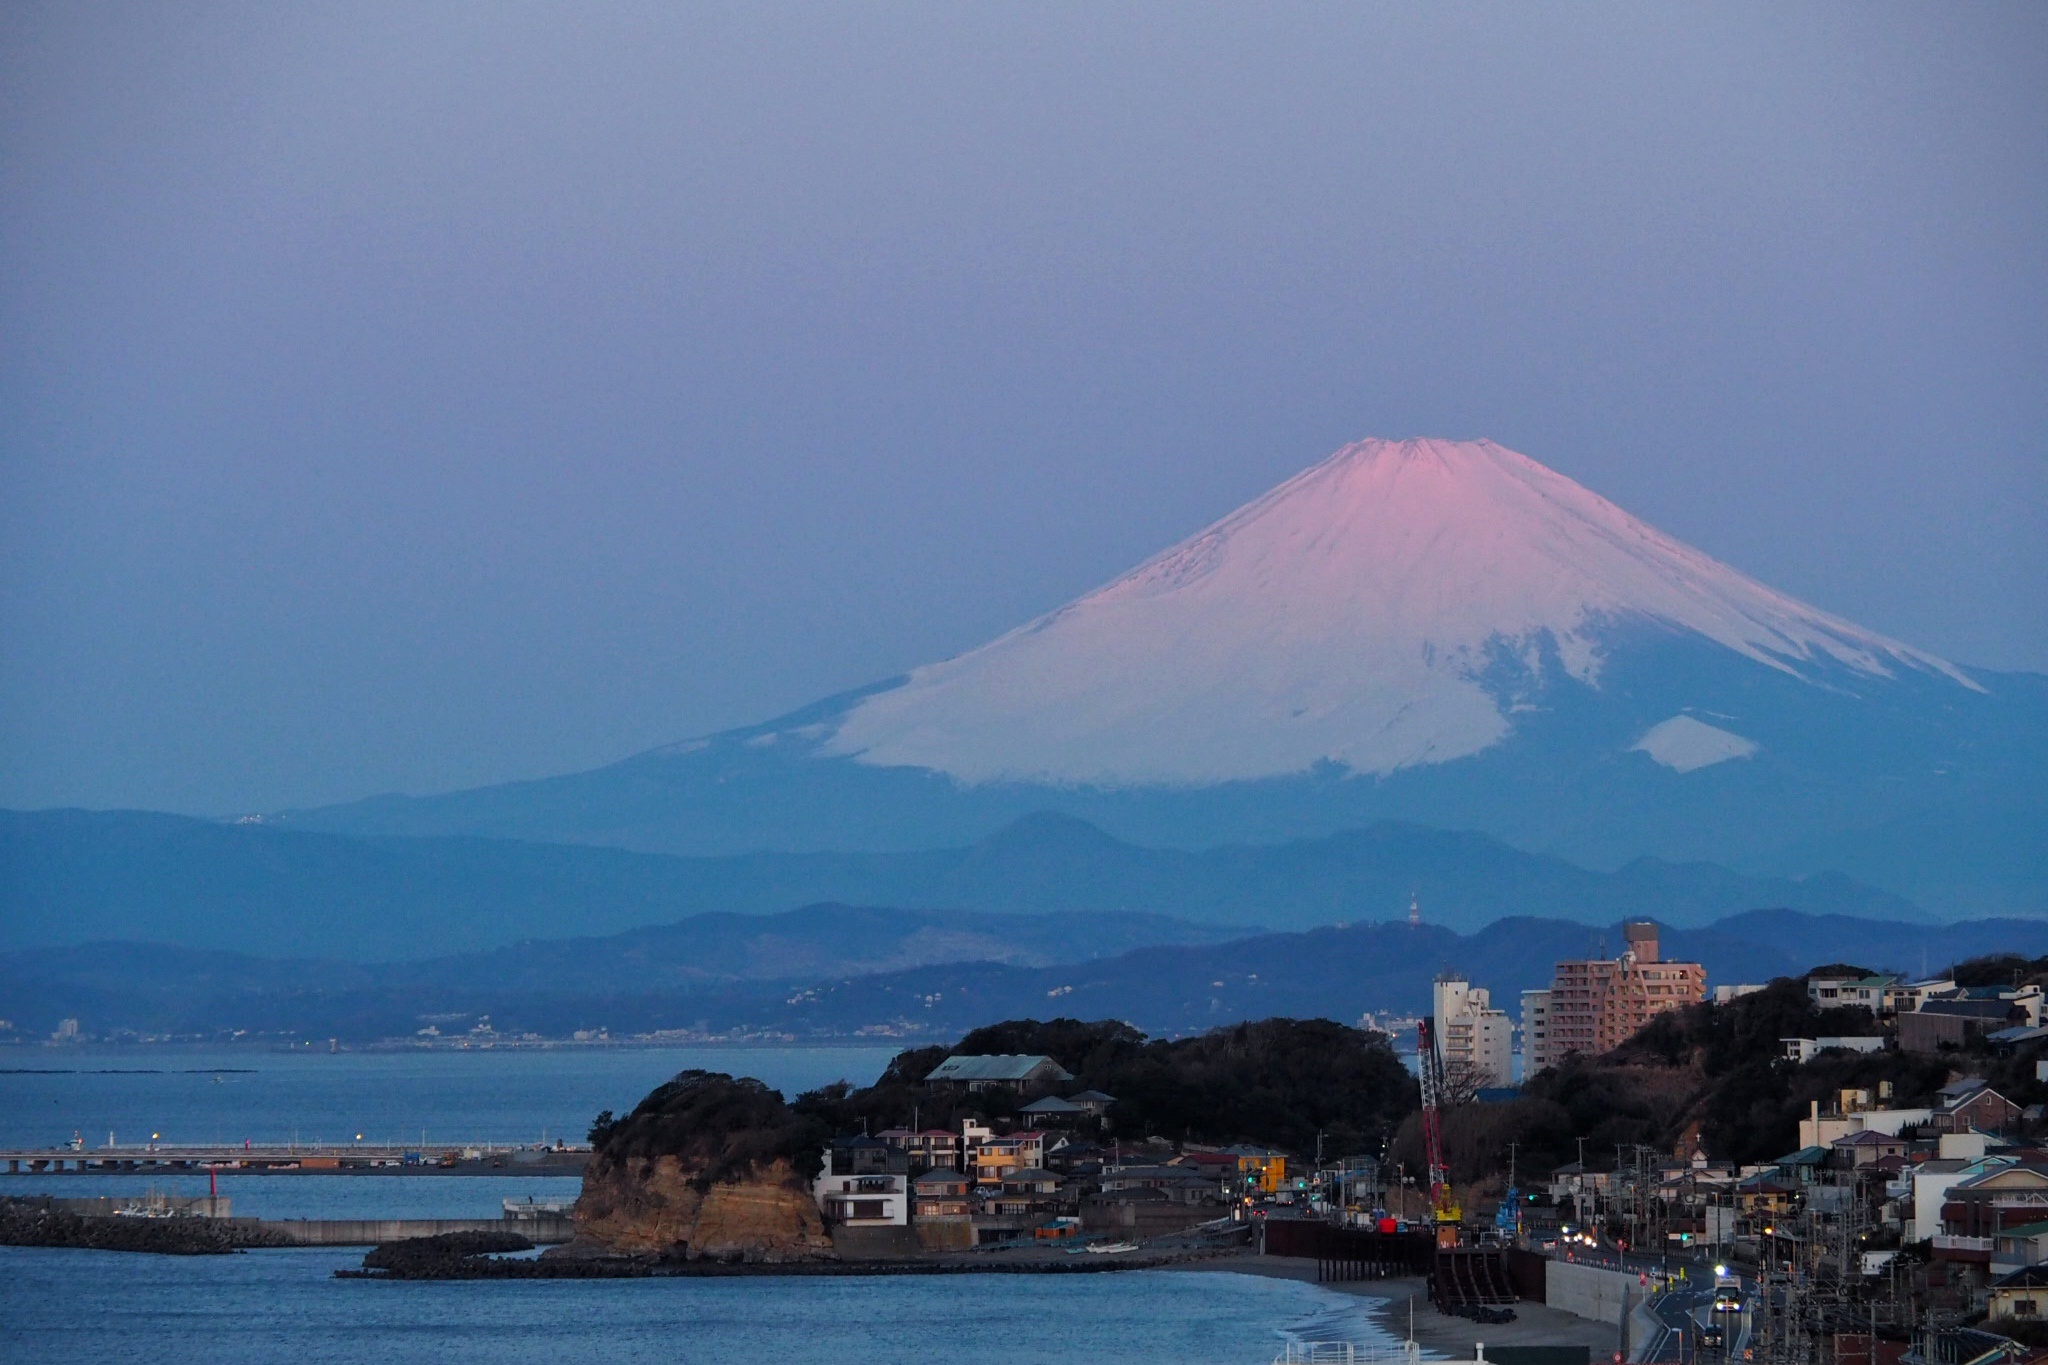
[568,1071,835,1262]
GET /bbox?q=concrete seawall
[1544,1259,1635,1325]
[233,1215,577,1246]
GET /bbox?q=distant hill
[0,806,1933,960]
[3,909,2036,1044]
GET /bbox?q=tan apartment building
[1527,921,1705,1070]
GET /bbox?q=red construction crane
[1416,1018,1462,1245]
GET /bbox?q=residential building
[812,1137,910,1227]
[1714,983,1768,1005]
[984,1167,1065,1219]
[1520,990,1552,1075]
[1808,974,1900,1011]
[1987,1265,2048,1320]
[1931,1080,2022,1135]
[970,1131,1047,1183]
[1993,1220,2048,1273]
[1016,1095,1091,1124]
[1097,1164,1222,1204]
[1901,1002,2024,1054]
[923,1055,1074,1092]
[1535,922,1706,1066]
[911,1168,972,1219]
[1885,978,1958,1016]
[1797,1092,1931,1148]
[876,1128,963,1171]
[1938,1163,2048,1239]
[1833,1130,1909,1167]
[1782,1036,1887,1064]
[1434,973,1513,1088]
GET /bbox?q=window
[852,1200,888,1220]
[2014,1300,2038,1318]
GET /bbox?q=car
[1699,1326,1726,1349]
[1713,1294,1743,1313]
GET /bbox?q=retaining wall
[1544,1258,1635,1325]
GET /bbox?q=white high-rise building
[1521,989,1552,1073]
[1432,974,1513,1089]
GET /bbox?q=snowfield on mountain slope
[822,438,1977,786]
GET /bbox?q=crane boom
[1416,1018,1461,1244]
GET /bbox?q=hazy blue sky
[3,3,2043,814]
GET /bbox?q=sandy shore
[1173,1255,1625,1359]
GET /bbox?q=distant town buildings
[1432,973,1512,1088]
[1525,921,1705,1070]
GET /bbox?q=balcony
[1931,1234,1994,1262]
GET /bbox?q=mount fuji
[291,438,2046,915]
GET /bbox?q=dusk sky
[3,3,2043,815]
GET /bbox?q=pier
[0,1142,589,1176]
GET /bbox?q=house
[1934,1083,2023,1136]
[1808,974,1899,1010]
[983,1167,1066,1219]
[1797,1092,1932,1148]
[971,1132,1047,1183]
[1987,1265,2048,1320]
[876,1127,963,1171]
[1069,1090,1117,1115]
[1886,977,1958,1016]
[923,1055,1074,1092]
[1783,1036,1888,1064]
[1941,1164,2048,1239]
[812,1137,910,1227]
[1994,1220,2048,1272]
[1775,1146,1831,1185]
[1835,1130,1909,1167]
[1941,985,2046,1029]
[1903,1002,2024,1054]
[1989,1026,2048,1056]
[1909,1157,2009,1241]
[1171,1150,1240,1179]
[911,1167,973,1219]
[1734,1174,1800,1220]
[1098,1164,1221,1205]
[1016,1095,1091,1124]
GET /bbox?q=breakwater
[0,1196,575,1252]
[245,1214,576,1246]
[1,1142,588,1176]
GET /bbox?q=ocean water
[0,1044,897,1149]
[0,1249,1399,1365]
[0,1171,584,1219]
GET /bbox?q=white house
[812,1137,909,1227]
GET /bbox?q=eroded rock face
[574,1152,833,1261]
[568,1071,836,1262]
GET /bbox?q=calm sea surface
[0,1044,898,1149]
[0,1249,1396,1365]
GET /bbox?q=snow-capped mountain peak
[821,437,1975,786]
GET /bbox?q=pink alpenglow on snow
[823,438,1977,786]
